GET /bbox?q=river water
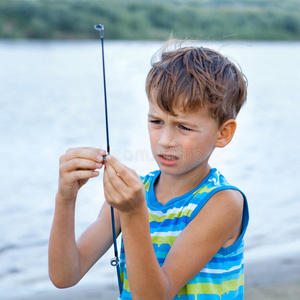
[0,40,299,299]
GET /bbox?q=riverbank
[245,282,300,300]
[244,252,300,300]
[16,280,300,300]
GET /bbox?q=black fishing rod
[94,24,122,295]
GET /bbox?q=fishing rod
[94,24,122,295]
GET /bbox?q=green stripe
[193,185,216,197]
[122,277,130,292]
[143,180,151,192]
[149,209,193,223]
[151,235,177,247]
[178,274,244,297]
[222,274,244,294]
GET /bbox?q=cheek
[180,134,215,157]
[184,141,201,158]
[180,134,200,150]
[148,128,158,148]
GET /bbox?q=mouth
[157,153,179,166]
[159,154,178,160]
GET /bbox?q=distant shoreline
[1,0,299,41]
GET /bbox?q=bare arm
[48,148,120,288]
[104,155,243,299]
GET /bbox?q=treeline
[0,0,299,40]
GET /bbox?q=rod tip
[94,24,104,30]
[94,24,104,37]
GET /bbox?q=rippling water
[1,40,299,298]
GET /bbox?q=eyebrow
[175,119,197,128]
[148,113,198,129]
[147,113,159,119]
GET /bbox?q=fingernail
[105,155,111,161]
[99,149,106,155]
[97,155,102,161]
[96,163,103,168]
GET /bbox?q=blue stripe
[174,294,221,300]
[157,258,165,264]
[149,215,190,228]
[210,252,243,263]
[221,285,244,300]
[153,243,171,252]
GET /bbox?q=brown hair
[146,40,247,127]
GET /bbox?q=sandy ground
[24,281,300,300]
[25,284,119,300]
[245,282,300,300]
[244,253,300,300]
[31,282,300,300]
[8,253,300,300]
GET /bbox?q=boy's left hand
[103,155,146,214]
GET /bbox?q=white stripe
[148,203,197,217]
[151,230,182,237]
[201,261,243,274]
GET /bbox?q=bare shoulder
[210,189,244,214]
[191,188,244,248]
[205,189,244,226]
[207,189,244,247]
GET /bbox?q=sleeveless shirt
[119,168,249,300]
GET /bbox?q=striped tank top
[119,168,249,299]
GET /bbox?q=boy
[49,41,249,299]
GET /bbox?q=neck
[154,164,211,205]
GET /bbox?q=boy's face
[148,99,220,177]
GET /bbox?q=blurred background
[1,1,300,299]
[1,0,300,40]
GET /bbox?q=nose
[158,127,177,148]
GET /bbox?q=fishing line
[94,24,122,296]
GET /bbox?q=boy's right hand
[57,147,105,203]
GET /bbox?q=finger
[66,147,106,155]
[105,155,136,185]
[103,162,145,212]
[79,147,106,156]
[62,158,103,173]
[72,148,106,160]
[104,162,128,193]
[103,165,124,204]
[70,170,99,182]
[62,148,106,164]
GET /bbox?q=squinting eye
[179,125,191,131]
[150,120,162,125]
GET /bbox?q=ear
[214,119,237,148]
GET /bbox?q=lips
[157,154,179,166]
[160,155,177,160]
